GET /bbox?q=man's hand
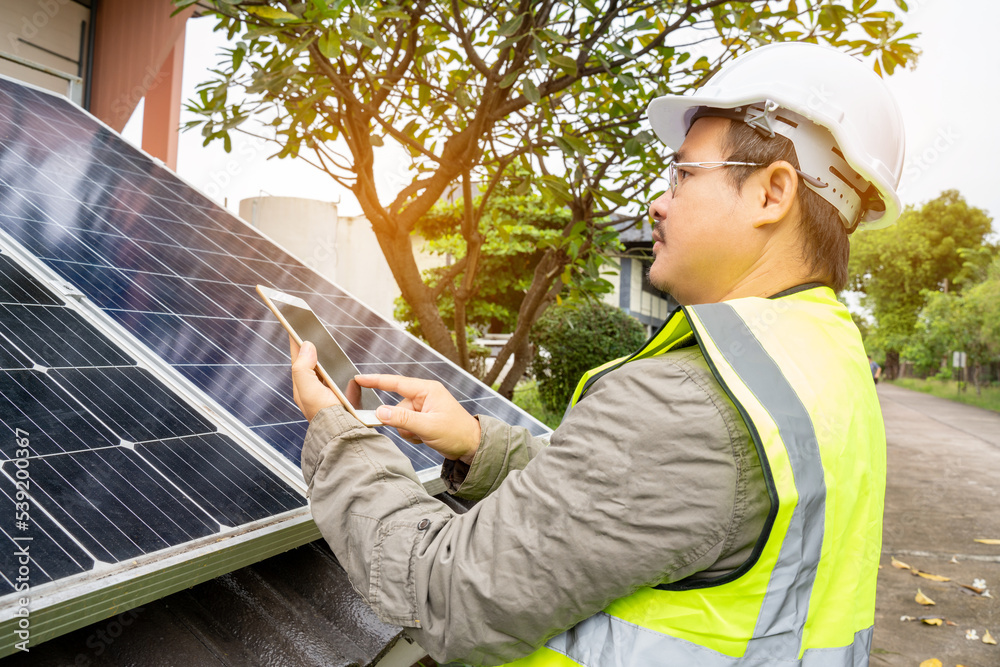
[355,374,481,464]
[289,336,342,421]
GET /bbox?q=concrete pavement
[873,383,1000,666]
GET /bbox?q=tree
[181,0,918,395]
[848,190,994,379]
[905,257,1000,392]
[395,185,621,388]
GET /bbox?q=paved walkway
[873,383,1000,666]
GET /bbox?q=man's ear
[749,160,799,229]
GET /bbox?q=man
[288,42,902,666]
[869,355,883,384]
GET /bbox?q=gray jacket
[300,346,769,665]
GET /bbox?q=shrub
[529,300,647,413]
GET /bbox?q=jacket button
[417,519,430,530]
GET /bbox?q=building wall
[602,255,673,333]
[0,0,91,103]
[90,0,194,131]
[239,196,444,323]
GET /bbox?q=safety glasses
[666,160,765,195]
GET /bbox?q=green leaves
[498,13,525,37]
[522,79,540,104]
[399,191,576,337]
[244,6,300,21]
[539,175,573,204]
[318,30,342,59]
[530,300,646,412]
[548,54,578,77]
[850,190,995,365]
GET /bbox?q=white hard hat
[647,42,905,231]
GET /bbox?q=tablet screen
[275,301,384,412]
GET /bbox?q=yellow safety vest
[506,286,886,666]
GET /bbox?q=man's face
[647,117,763,305]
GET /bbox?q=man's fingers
[356,374,435,399]
[291,341,322,388]
[388,399,420,441]
[375,404,430,436]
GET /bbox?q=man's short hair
[720,120,850,292]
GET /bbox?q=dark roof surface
[7,541,402,667]
[612,216,654,245]
[9,492,473,665]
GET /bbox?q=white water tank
[239,195,403,321]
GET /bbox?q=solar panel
[0,246,310,651]
[0,74,549,653]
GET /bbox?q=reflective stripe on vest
[505,287,885,667]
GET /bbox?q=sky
[121,0,1000,228]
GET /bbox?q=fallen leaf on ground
[916,589,936,605]
[892,556,912,570]
[974,538,1000,545]
[946,620,957,626]
[918,659,942,667]
[966,629,980,641]
[922,618,944,626]
[958,583,986,594]
[984,629,997,645]
[914,571,951,582]
[950,556,960,564]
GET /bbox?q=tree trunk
[452,171,485,372]
[482,250,566,387]
[884,349,900,381]
[497,336,533,399]
[377,225,461,363]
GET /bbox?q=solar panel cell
[45,261,139,311]
[0,335,29,369]
[176,364,301,429]
[50,367,216,442]
[109,311,236,367]
[0,253,60,305]
[179,316,284,365]
[0,476,95,588]
[135,433,303,527]
[0,304,134,368]
[248,422,308,464]
[2,448,220,563]
[0,369,119,457]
